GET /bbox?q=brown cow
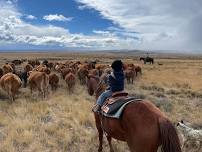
[9,63,15,72]
[78,64,88,70]
[69,63,79,74]
[28,71,49,98]
[54,63,66,72]
[134,65,142,75]
[38,67,51,75]
[28,59,40,67]
[125,63,142,76]
[24,64,33,72]
[2,63,13,74]
[49,73,59,91]
[60,68,72,79]
[124,67,136,84]
[33,65,51,75]
[95,64,109,76]
[47,62,54,69]
[12,59,22,65]
[0,73,22,102]
[65,73,76,94]
[77,67,88,85]
[89,69,99,76]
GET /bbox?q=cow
[95,64,109,76]
[77,67,88,85]
[124,63,142,76]
[49,73,59,91]
[24,64,33,73]
[60,68,72,79]
[13,70,28,88]
[89,69,99,76]
[38,67,51,75]
[28,59,40,67]
[20,64,34,87]
[42,60,48,66]
[11,59,22,65]
[9,63,15,72]
[88,61,96,69]
[134,65,142,75]
[33,65,51,75]
[0,73,22,102]
[47,62,54,70]
[54,63,66,72]
[28,71,49,98]
[124,67,136,84]
[78,64,89,70]
[65,73,76,94]
[2,63,13,74]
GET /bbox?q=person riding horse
[92,60,125,112]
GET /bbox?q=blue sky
[18,0,114,34]
[0,0,202,53]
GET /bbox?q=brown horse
[86,75,181,152]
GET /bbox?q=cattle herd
[0,59,142,102]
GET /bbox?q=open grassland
[0,52,202,152]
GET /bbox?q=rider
[92,60,125,112]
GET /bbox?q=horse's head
[86,74,107,98]
[86,74,100,96]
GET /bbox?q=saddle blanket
[101,97,142,119]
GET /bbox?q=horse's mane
[94,74,108,98]
[87,73,108,98]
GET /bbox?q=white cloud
[0,1,138,50]
[6,0,17,5]
[3,0,202,52]
[43,14,73,22]
[25,15,37,20]
[76,0,202,52]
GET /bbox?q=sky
[0,0,202,53]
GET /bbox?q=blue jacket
[107,70,124,92]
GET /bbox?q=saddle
[101,91,142,118]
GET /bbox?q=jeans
[96,90,112,106]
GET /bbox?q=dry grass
[0,52,201,152]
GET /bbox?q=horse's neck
[95,83,105,100]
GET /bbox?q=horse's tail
[159,117,182,152]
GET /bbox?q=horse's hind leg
[106,135,114,152]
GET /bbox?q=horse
[140,57,154,64]
[86,75,181,152]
